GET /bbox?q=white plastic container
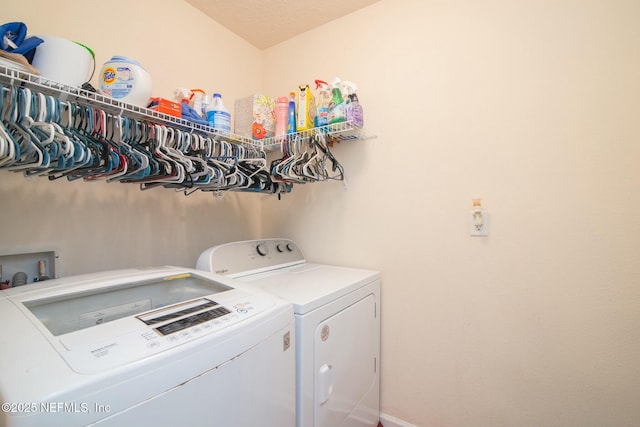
[99,56,152,107]
[206,93,231,132]
[31,35,94,87]
[274,96,289,138]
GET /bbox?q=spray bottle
[314,79,331,127]
[342,81,363,128]
[175,87,191,104]
[287,91,297,134]
[327,77,347,125]
[190,88,207,118]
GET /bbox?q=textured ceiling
[185,0,381,49]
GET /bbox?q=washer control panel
[197,239,305,278]
[60,291,269,374]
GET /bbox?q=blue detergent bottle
[287,92,297,134]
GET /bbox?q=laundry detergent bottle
[99,56,152,107]
[287,92,297,134]
[296,84,315,131]
[207,93,231,132]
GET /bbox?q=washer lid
[237,263,379,314]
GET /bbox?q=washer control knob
[256,243,269,257]
[286,243,295,252]
[276,243,285,253]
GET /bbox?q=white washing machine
[196,238,381,427]
[0,267,295,427]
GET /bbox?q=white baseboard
[380,413,417,427]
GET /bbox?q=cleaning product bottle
[327,78,346,125]
[275,96,289,140]
[190,89,207,118]
[207,93,231,132]
[314,79,330,127]
[342,81,364,128]
[296,84,315,131]
[287,92,297,134]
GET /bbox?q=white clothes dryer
[0,267,295,427]
[197,238,381,427]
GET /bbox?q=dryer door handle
[318,363,333,405]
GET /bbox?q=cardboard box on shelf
[234,94,275,140]
[148,97,182,118]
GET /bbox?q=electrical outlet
[470,208,488,236]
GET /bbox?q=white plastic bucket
[31,35,94,87]
[99,56,152,107]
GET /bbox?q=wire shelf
[260,121,375,151]
[0,64,258,148]
[0,64,375,152]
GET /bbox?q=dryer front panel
[314,294,379,427]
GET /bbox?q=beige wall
[2,1,640,426]
[262,1,640,426]
[0,0,264,274]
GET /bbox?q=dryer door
[314,294,378,427]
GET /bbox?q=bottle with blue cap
[206,93,231,132]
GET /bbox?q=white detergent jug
[99,56,152,107]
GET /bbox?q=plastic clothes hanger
[1,86,30,168]
[185,134,217,191]
[66,104,116,181]
[0,84,17,167]
[120,119,160,183]
[98,113,130,182]
[106,114,149,182]
[145,126,195,190]
[5,87,48,173]
[174,130,209,185]
[25,91,68,176]
[45,95,75,172]
[118,116,150,181]
[23,93,58,176]
[314,131,345,182]
[83,109,125,181]
[66,105,109,180]
[137,124,184,190]
[275,135,307,183]
[49,101,92,179]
